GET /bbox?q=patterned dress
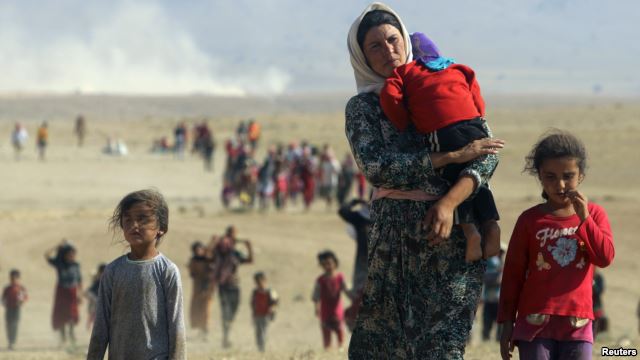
[345,93,498,359]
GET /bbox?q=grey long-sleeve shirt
[87,253,186,360]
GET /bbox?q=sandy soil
[0,95,638,359]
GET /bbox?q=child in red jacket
[2,269,28,350]
[250,272,278,352]
[498,131,614,360]
[380,32,499,262]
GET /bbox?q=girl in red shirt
[312,250,351,351]
[498,131,614,360]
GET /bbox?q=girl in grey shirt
[87,189,186,360]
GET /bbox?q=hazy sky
[1,0,638,96]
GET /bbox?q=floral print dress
[345,93,499,359]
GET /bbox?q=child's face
[538,157,582,207]
[122,203,161,248]
[320,258,337,273]
[64,249,77,263]
[194,245,206,257]
[10,275,20,285]
[256,277,267,289]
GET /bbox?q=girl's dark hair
[357,10,403,50]
[525,130,587,175]
[524,130,587,198]
[317,250,339,267]
[109,189,169,241]
[55,243,77,264]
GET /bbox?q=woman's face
[362,24,406,78]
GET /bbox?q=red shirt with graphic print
[498,203,614,323]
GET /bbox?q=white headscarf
[347,2,413,94]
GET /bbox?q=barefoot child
[312,250,350,350]
[45,240,82,349]
[87,189,186,359]
[84,263,105,331]
[2,269,28,350]
[250,271,279,352]
[379,31,500,261]
[498,131,614,360]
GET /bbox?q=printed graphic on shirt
[536,252,551,271]
[547,237,578,267]
[576,257,586,269]
[535,226,578,248]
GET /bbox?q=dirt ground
[0,95,638,359]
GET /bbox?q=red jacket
[2,284,28,309]
[380,62,485,133]
[313,272,345,322]
[498,203,614,323]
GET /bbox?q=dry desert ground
[0,94,638,359]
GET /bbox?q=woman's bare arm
[346,96,502,190]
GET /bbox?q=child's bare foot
[482,220,501,259]
[462,223,482,262]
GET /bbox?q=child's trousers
[5,307,20,346]
[219,285,240,329]
[518,338,592,360]
[254,316,270,352]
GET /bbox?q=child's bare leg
[69,324,76,346]
[482,220,501,259]
[461,223,482,262]
[58,327,67,347]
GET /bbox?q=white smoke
[0,1,291,96]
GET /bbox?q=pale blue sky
[1,0,638,96]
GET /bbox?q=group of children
[0,244,104,352]
[186,226,278,352]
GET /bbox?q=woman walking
[345,3,504,359]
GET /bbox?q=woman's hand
[422,175,477,245]
[452,138,505,164]
[500,321,515,360]
[422,198,456,245]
